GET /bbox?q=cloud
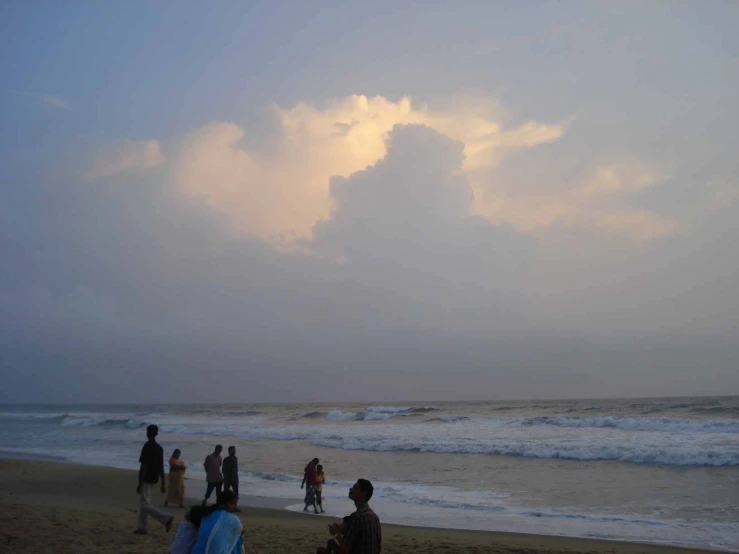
[172,95,564,242]
[169,95,682,243]
[2,105,738,402]
[86,139,165,182]
[40,94,70,109]
[310,124,531,328]
[474,154,677,241]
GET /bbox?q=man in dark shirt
[222,445,240,511]
[316,478,381,554]
[134,424,173,534]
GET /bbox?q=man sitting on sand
[316,479,381,554]
[134,424,173,534]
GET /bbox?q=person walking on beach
[301,457,320,513]
[202,444,223,507]
[316,464,326,513]
[134,424,173,534]
[165,448,186,508]
[222,445,241,512]
[315,479,381,554]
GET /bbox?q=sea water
[1,397,738,550]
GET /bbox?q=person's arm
[137,445,146,493]
[341,515,361,553]
[301,472,306,489]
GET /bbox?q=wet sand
[0,459,725,553]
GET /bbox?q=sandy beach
[0,458,726,554]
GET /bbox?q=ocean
[1,396,738,550]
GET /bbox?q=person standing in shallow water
[301,457,320,513]
[134,424,173,534]
[202,444,224,507]
[315,464,326,513]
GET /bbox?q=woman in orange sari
[165,448,186,508]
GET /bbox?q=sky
[1,1,738,403]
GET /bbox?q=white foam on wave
[525,416,739,433]
[432,415,470,422]
[326,410,359,421]
[325,410,398,421]
[311,434,739,467]
[0,411,67,421]
[268,473,739,551]
[366,406,411,413]
[60,414,145,428]
[8,407,739,467]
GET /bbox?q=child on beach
[316,464,326,513]
[168,506,204,554]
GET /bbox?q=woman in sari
[166,448,186,508]
[191,490,243,554]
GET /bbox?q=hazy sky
[1,1,738,403]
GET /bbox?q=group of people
[301,457,327,513]
[135,424,382,554]
[203,444,241,509]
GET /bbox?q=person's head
[214,444,223,455]
[311,457,319,466]
[349,479,374,504]
[146,424,158,439]
[216,490,239,512]
[186,505,205,528]
[228,446,236,456]
[172,448,181,459]
[317,464,323,472]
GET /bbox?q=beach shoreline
[0,457,729,554]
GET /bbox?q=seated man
[316,479,381,554]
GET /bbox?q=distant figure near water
[316,479,381,554]
[301,457,320,513]
[165,448,186,508]
[134,424,173,534]
[202,445,224,507]
[316,464,326,513]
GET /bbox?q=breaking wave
[430,415,470,422]
[297,411,328,419]
[60,415,147,428]
[0,412,67,421]
[522,416,739,433]
[326,409,413,421]
[311,436,739,466]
